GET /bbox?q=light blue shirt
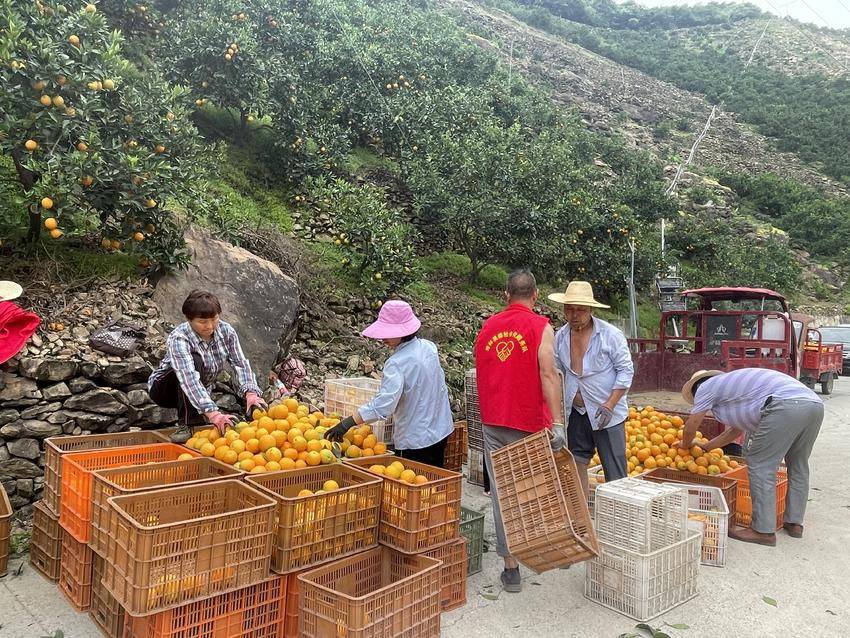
[359,338,454,450]
[554,317,633,430]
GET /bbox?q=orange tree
[0,0,208,271]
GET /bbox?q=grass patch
[345,148,397,174]
[405,280,436,302]
[0,241,139,284]
[420,251,508,290]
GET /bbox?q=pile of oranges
[366,460,429,485]
[181,397,386,473]
[590,405,741,477]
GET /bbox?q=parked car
[817,325,850,375]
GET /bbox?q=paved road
[2,382,848,637]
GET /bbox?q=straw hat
[0,281,23,302]
[547,281,609,308]
[681,369,724,404]
[361,300,421,340]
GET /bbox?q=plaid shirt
[148,320,260,413]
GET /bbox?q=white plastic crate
[587,465,604,515]
[684,485,729,567]
[464,369,483,451]
[594,478,688,554]
[585,530,701,621]
[324,377,393,443]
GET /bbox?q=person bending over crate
[680,368,823,546]
[148,290,267,444]
[324,300,454,467]
[474,269,565,593]
[549,280,633,493]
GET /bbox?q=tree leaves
[762,596,778,607]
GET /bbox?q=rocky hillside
[445,0,844,196]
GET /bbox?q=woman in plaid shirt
[148,290,267,443]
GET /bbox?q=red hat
[0,302,41,364]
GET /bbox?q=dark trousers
[568,408,628,481]
[148,352,208,427]
[396,434,450,469]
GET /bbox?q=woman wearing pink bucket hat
[324,300,454,467]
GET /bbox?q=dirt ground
[2,382,849,637]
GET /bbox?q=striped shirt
[692,368,821,432]
[148,320,261,413]
[554,317,634,430]
[359,337,454,450]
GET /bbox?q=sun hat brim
[0,281,23,302]
[547,292,609,308]
[681,369,724,404]
[361,315,421,340]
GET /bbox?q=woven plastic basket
[491,430,599,573]
[123,575,287,638]
[29,500,63,582]
[0,485,11,577]
[463,369,483,451]
[422,537,467,611]
[640,467,737,524]
[345,458,462,553]
[725,465,789,530]
[298,546,442,638]
[585,530,701,621]
[467,448,486,487]
[324,377,394,443]
[444,420,468,472]
[594,477,689,554]
[43,430,170,516]
[59,529,94,611]
[61,443,198,543]
[246,464,382,573]
[89,457,241,556]
[459,507,485,575]
[90,554,124,638]
[101,479,276,616]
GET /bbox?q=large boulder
[64,388,128,415]
[152,225,299,379]
[19,357,79,381]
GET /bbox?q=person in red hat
[324,300,454,467]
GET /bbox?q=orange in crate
[298,546,442,638]
[345,458,462,553]
[123,575,287,638]
[43,430,170,516]
[60,443,199,543]
[59,530,94,611]
[246,464,382,573]
[89,457,242,556]
[724,465,789,530]
[101,479,276,616]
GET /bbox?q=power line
[760,0,849,70]
[797,0,839,28]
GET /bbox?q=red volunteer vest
[473,304,552,432]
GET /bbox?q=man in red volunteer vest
[474,269,564,593]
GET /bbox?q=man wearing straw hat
[549,281,632,499]
[680,368,823,545]
[474,269,565,593]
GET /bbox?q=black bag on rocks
[89,322,146,358]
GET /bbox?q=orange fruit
[237,451,253,462]
[323,480,339,491]
[266,461,281,471]
[374,443,387,455]
[306,439,323,453]
[297,488,313,497]
[214,446,228,461]
[265,447,282,462]
[258,416,274,431]
[284,398,299,411]
[306,451,321,466]
[292,436,307,452]
[283,447,299,461]
[186,438,198,450]
[230,439,246,454]
[199,443,215,457]
[245,438,259,453]
[344,445,362,459]
[258,435,276,452]
[272,431,288,447]
[287,428,302,444]
[222,450,238,465]
[644,456,657,469]
[280,458,296,470]
[414,475,428,485]
[252,454,267,466]
[177,453,194,461]
[695,456,709,468]
[239,459,255,471]
[361,448,375,457]
[304,428,320,441]
[239,427,256,442]
[294,459,307,469]
[636,449,650,462]
[250,466,267,473]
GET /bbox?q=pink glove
[205,410,236,435]
[245,391,268,415]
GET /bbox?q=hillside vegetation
[0,0,847,312]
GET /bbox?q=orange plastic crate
[422,537,467,612]
[298,546,442,638]
[443,421,468,472]
[725,465,789,530]
[640,467,738,523]
[89,457,241,556]
[346,458,462,553]
[43,431,170,516]
[60,443,198,543]
[101,479,276,616]
[59,530,94,611]
[246,464,382,573]
[29,500,63,581]
[0,485,11,577]
[283,572,302,638]
[91,554,125,638]
[123,575,287,638]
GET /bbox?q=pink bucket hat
[362,300,421,339]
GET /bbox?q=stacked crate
[585,477,702,620]
[324,377,394,445]
[464,369,487,487]
[0,485,11,578]
[29,500,63,581]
